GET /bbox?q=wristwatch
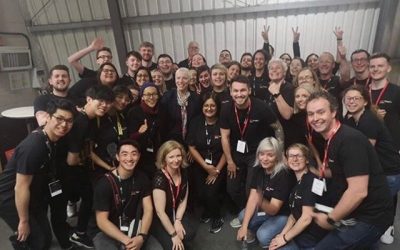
[138,233,148,241]
[327,215,341,227]
[272,92,281,98]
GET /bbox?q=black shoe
[69,232,94,249]
[209,217,224,233]
[200,212,211,223]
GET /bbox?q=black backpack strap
[104,173,121,213]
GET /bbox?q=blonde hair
[286,143,311,165]
[156,140,189,169]
[151,68,167,95]
[293,83,316,114]
[253,137,286,178]
[292,67,321,89]
[210,63,228,86]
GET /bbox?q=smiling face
[202,98,217,119]
[100,65,118,86]
[297,69,316,86]
[290,59,303,77]
[188,69,197,87]
[113,94,131,111]
[86,97,112,117]
[142,86,159,108]
[344,89,366,114]
[151,70,164,86]
[295,88,311,111]
[158,57,173,75]
[46,109,74,140]
[116,144,140,172]
[165,148,183,171]
[306,55,319,71]
[139,46,153,62]
[175,70,189,92]
[135,69,150,87]
[351,51,369,74]
[268,62,285,82]
[227,64,240,81]
[258,149,277,171]
[318,53,335,76]
[126,55,142,73]
[280,54,291,67]
[199,70,211,88]
[96,50,112,65]
[219,50,232,65]
[211,68,226,88]
[253,52,266,70]
[369,57,391,82]
[287,147,307,172]
[306,97,337,138]
[191,54,205,68]
[230,81,250,108]
[49,69,70,92]
[241,55,253,70]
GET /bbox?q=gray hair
[268,58,288,74]
[253,137,286,178]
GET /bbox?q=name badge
[205,158,212,164]
[48,180,62,197]
[312,178,325,196]
[236,140,247,153]
[146,147,154,153]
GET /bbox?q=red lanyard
[234,99,251,140]
[369,80,389,106]
[320,121,341,178]
[161,169,181,215]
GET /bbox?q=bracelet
[138,233,148,241]
[170,231,177,237]
[283,234,288,243]
[337,38,342,41]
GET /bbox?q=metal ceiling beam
[28,0,379,33]
[107,0,127,73]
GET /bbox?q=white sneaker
[380,225,394,244]
[67,201,77,218]
[230,217,242,228]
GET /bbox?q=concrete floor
[1,200,399,250]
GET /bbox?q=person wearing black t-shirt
[33,65,78,249]
[68,37,112,79]
[119,51,142,87]
[152,141,197,250]
[249,49,270,102]
[346,49,371,88]
[92,140,153,250]
[369,53,400,151]
[270,144,328,249]
[139,41,158,71]
[236,137,296,248]
[91,85,131,180]
[178,41,200,69]
[67,85,114,248]
[187,93,226,234]
[306,91,393,249]
[69,62,119,107]
[208,63,231,107]
[343,85,400,245]
[220,75,283,214]
[0,100,75,250]
[157,54,176,91]
[127,83,161,179]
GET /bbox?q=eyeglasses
[136,74,149,78]
[142,93,158,98]
[102,69,116,74]
[52,115,73,126]
[298,75,314,82]
[97,55,112,60]
[344,96,363,102]
[287,154,304,160]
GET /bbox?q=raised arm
[333,27,350,85]
[292,27,301,58]
[262,25,272,58]
[68,37,104,75]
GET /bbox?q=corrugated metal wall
[21,0,380,82]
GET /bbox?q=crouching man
[92,139,153,250]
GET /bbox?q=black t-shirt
[119,73,135,87]
[289,172,328,240]
[79,67,97,79]
[285,111,308,148]
[220,97,277,153]
[319,75,342,100]
[93,112,128,169]
[325,124,393,230]
[33,93,71,114]
[249,71,270,102]
[187,115,223,166]
[69,77,98,107]
[0,130,54,211]
[165,76,176,91]
[250,166,296,215]
[93,169,151,229]
[153,169,188,220]
[67,112,96,165]
[213,89,232,107]
[343,110,400,175]
[145,62,158,71]
[345,77,371,89]
[159,90,201,144]
[178,59,189,69]
[370,83,400,151]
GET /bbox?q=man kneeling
[92,139,153,250]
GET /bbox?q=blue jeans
[315,221,384,250]
[238,208,288,248]
[386,174,400,197]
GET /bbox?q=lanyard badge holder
[42,130,63,198]
[205,121,213,164]
[235,101,251,154]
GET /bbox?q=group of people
[0,25,399,250]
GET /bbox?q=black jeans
[0,203,52,250]
[193,163,226,219]
[226,152,256,211]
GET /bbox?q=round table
[1,106,35,132]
